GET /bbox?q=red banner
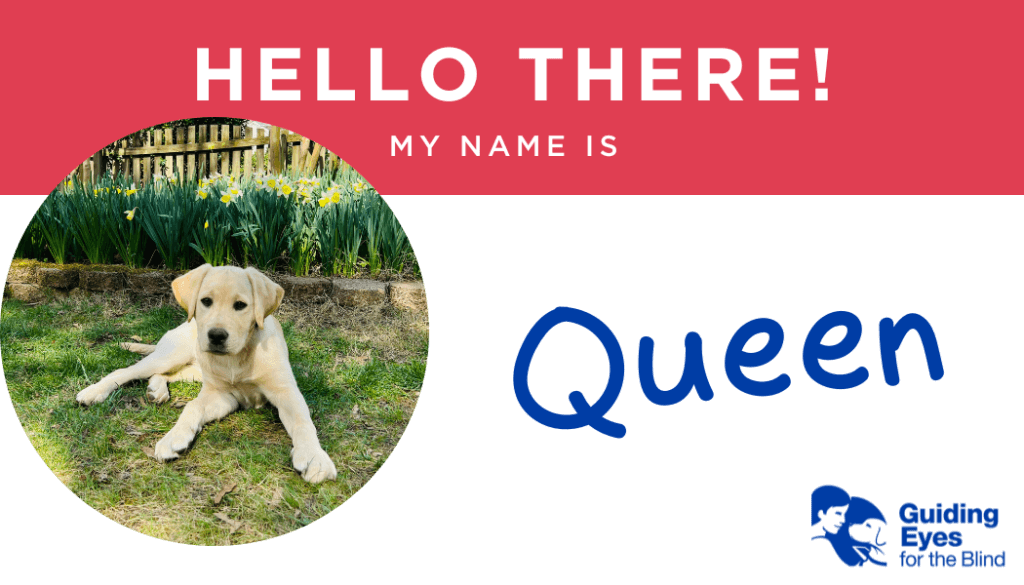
[2,0,1021,194]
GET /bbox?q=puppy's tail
[120,342,157,355]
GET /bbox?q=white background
[1,195,1020,584]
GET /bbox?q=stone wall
[3,261,426,313]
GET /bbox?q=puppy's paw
[292,445,337,484]
[146,377,170,404]
[76,381,116,406]
[153,429,192,462]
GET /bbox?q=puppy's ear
[172,264,212,322]
[245,267,284,328]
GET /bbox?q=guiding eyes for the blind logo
[812,486,888,567]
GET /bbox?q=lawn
[0,293,427,545]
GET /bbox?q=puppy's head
[172,265,284,355]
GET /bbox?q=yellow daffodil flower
[331,191,341,204]
[267,178,277,189]
[352,180,365,193]
[204,220,210,229]
[281,184,293,196]
[318,195,330,208]
[196,189,208,200]
[124,208,137,221]
[221,193,233,205]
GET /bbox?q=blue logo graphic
[812,485,888,567]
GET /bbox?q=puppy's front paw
[146,377,170,404]
[76,381,117,406]
[153,429,192,462]
[292,445,337,484]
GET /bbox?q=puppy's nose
[208,328,229,345]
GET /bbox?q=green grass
[0,295,427,545]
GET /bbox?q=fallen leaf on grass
[130,335,144,342]
[213,482,237,504]
[214,512,243,534]
[351,405,360,419]
[268,487,283,508]
[125,425,143,437]
[141,446,156,459]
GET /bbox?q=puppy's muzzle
[207,328,229,353]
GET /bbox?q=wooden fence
[70,124,349,186]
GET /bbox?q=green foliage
[136,177,204,270]
[64,185,116,264]
[14,215,47,261]
[233,185,294,271]
[287,204,317,277]
[22,171,417,278]
[36,178,77,264]
[107,188,149,268]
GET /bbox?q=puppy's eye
[233,301,248,311]
[201,297,213,307]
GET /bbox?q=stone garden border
[3,261,426,313]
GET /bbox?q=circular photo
[1,118,427,545]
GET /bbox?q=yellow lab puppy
[76,264,337,483]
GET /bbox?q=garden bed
[4,260,426,313]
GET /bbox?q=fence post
[244,127,254,180]
[219,125,230,176]
[256,128,266,174]
[187,126,197,180]
[231,125,242,178]
[304,143,322,175]
[132,134,141,186]
[92,151,105,183]
[206,125,216,179]
[298,137,310,177]
[269,126,283,175]
[175,128,185,179]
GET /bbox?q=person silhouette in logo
[811,485,850,540]
[836,497,887,567]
